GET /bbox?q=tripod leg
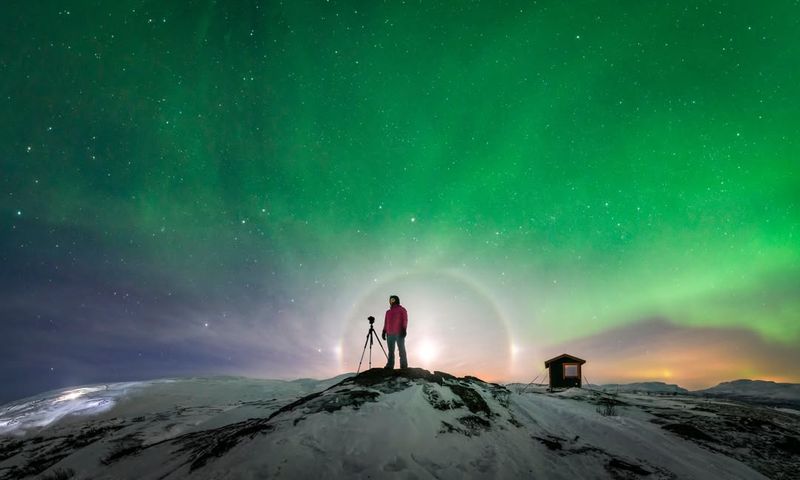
[371,330,389,359]
[356,330,371,374]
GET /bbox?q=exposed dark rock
[531,434,662,478]
[605,457,652,478]
[342,368,452,388]
[301,389,380,415]
[457,415,491,434]
[0,423,128,479]
[662,423,715,442]
[438,421,462,435]
[100,434,144,465]
[775,435,800,455]
[38,467,75,480]
[490,387,511,408]
[167,376,387,472]
[14,451,71,479]
[645,398,800,479]
[507,416,523,428]
[72,424,126,449]
[448,384,491,416]
[437,416,491,437]
[570,445,606,456]
[0,439,23,462]
[342,368,498,419]
[533,435,563,451]
[590,393,628,407]
[422,384,463,411]
[175,419,275,471]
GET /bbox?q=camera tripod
[356,316,388,374]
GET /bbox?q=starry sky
[2,0,799,404]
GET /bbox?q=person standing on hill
[381,295,408,369]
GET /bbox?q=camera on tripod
[356,315,387,374]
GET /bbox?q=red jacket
[383,304,408,335]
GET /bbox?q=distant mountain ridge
[592,382,689,394]
[693,379,800,401]
[507,378,800,402]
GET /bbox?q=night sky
[2,1,799,405]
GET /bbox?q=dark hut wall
[549,361,581,388]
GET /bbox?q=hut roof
[544,353,586,367]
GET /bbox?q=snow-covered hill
[693,379,800,407]
[593,382,689,394]
[1,369,798,479]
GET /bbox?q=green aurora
[2,1,798,396]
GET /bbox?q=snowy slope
[1,369,798,479]
[0,375,352,437]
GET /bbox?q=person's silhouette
[381,295,408,369]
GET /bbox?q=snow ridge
[1,369,799,479]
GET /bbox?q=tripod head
[368,315,375,325]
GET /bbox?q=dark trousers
[386,334,407,369]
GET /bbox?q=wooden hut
[544,353,586,389]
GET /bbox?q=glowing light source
[340,270,514,379]
[55,388,96,402]
[0,381,159,435]
[418,339,438,365]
